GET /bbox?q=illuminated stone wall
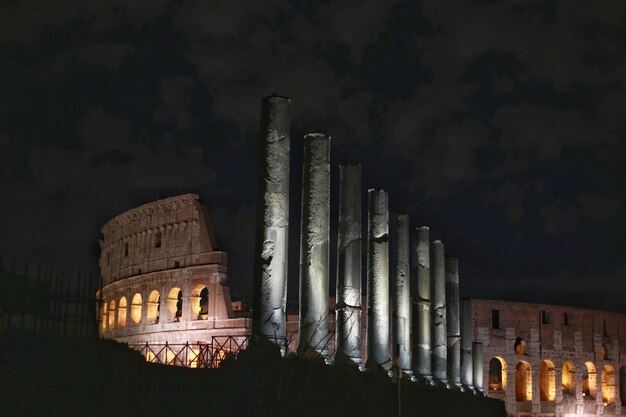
[473,299,626,417]
[97,194,251,348]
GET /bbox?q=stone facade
[473,299,626,417]
[97,194,250,349]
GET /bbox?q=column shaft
[392,213,411,372]
[460,298,474,389]
[366,189,390,367]
[253,96,291,354]
[473,342,484,393]
[335,164,362,363]
[430,240,447,382]
[412,226,431,379]
[298,133,331,356]
[446,256,461,387]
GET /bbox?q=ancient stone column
[335,164,362,364]
[392,213,412,374]
[446,256,461,388]
[252,95,290,355]
[412,226,431,381]
[430,240,447,384]
[298,133,331,357]
[366,189,390,368]
[460,298,474,390]
[472,342,484,393]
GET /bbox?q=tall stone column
[252,95,291,355]
[472,342,484,393]
[392,213,412,374]
[298,133,331,357]
[460,298,474,390]
[366,189,390,368]
[335,164,362,364]
[446,257,461,388]
[412,226,431,381]
[430,240,447,384]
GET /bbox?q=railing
[128,335,251,368]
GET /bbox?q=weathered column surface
[298,133,331,357]
[446,256,461,387]
[392,213,412,373]
[412,226,431,380]
[430,240,447,383]
[472,342,484,393]
[253,95,290,354]
[460,298,474,390]
[335,164,362,364]
[366,189,390,368]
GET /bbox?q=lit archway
[602,364,616,405]
[191,284,209,319]
[516,361,532,401]
[619,366,626,406]
[101,302,108,332]
[108,299,116,329]
[130,293,142,324]
[117,296,127,329]
[583,361,597,399]
[167,287,183,322]
[489,357,507,391]
[540,359,556,401]
[147,290,160,324]
[562,361,576,396]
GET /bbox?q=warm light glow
[147,290,160,323]
[117,296,127,329]
[130,293,142,324]
[540,359,556,401]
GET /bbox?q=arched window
[602,364,616,405]
[117,296,127,329]
[108,299,116,330]
[167,287,182,322]
[147,290,160,324]
[130,293,142,324]
[516,361,532,401]
[489,357,507,391]
[200,287,209,316]
[540,360,556,401]
[562,361,576,395]
[101,302,108,332]
[583,362,597,399]
[620,366,626,406]
[191,285,209,320]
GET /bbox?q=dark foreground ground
[0,334,504,417]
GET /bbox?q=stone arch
[540,359,556,401]
[166,287,183,322]
[147,290,160,324]
[191,284,209,319]
[489,356,507,391]
[562,361,576,396]
[101,301,108,332]
[117,296,127,329]
[108,299,116,330]
[602,364,616,405]
[583,361,597,399]
[516,360,532,401]
[130,293,142,324]
[619,366,626,406]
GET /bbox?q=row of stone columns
[253,95,483,391]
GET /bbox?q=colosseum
[473,299,626,417]
[96,194,251,366]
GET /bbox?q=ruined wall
[473,299,626,417]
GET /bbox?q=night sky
[1,1,625,313]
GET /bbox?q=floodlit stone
[366,189,390,368]
[335,164,362,364]
[460,298,474,390]
[253,95,291,354]
[412,226,431,380]
[472,342,484,393]
[446,256,461,387]
[298,133,331,357]
[392,213,412,373]
[430,240,447,383]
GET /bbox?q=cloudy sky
[1,1,625,312]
